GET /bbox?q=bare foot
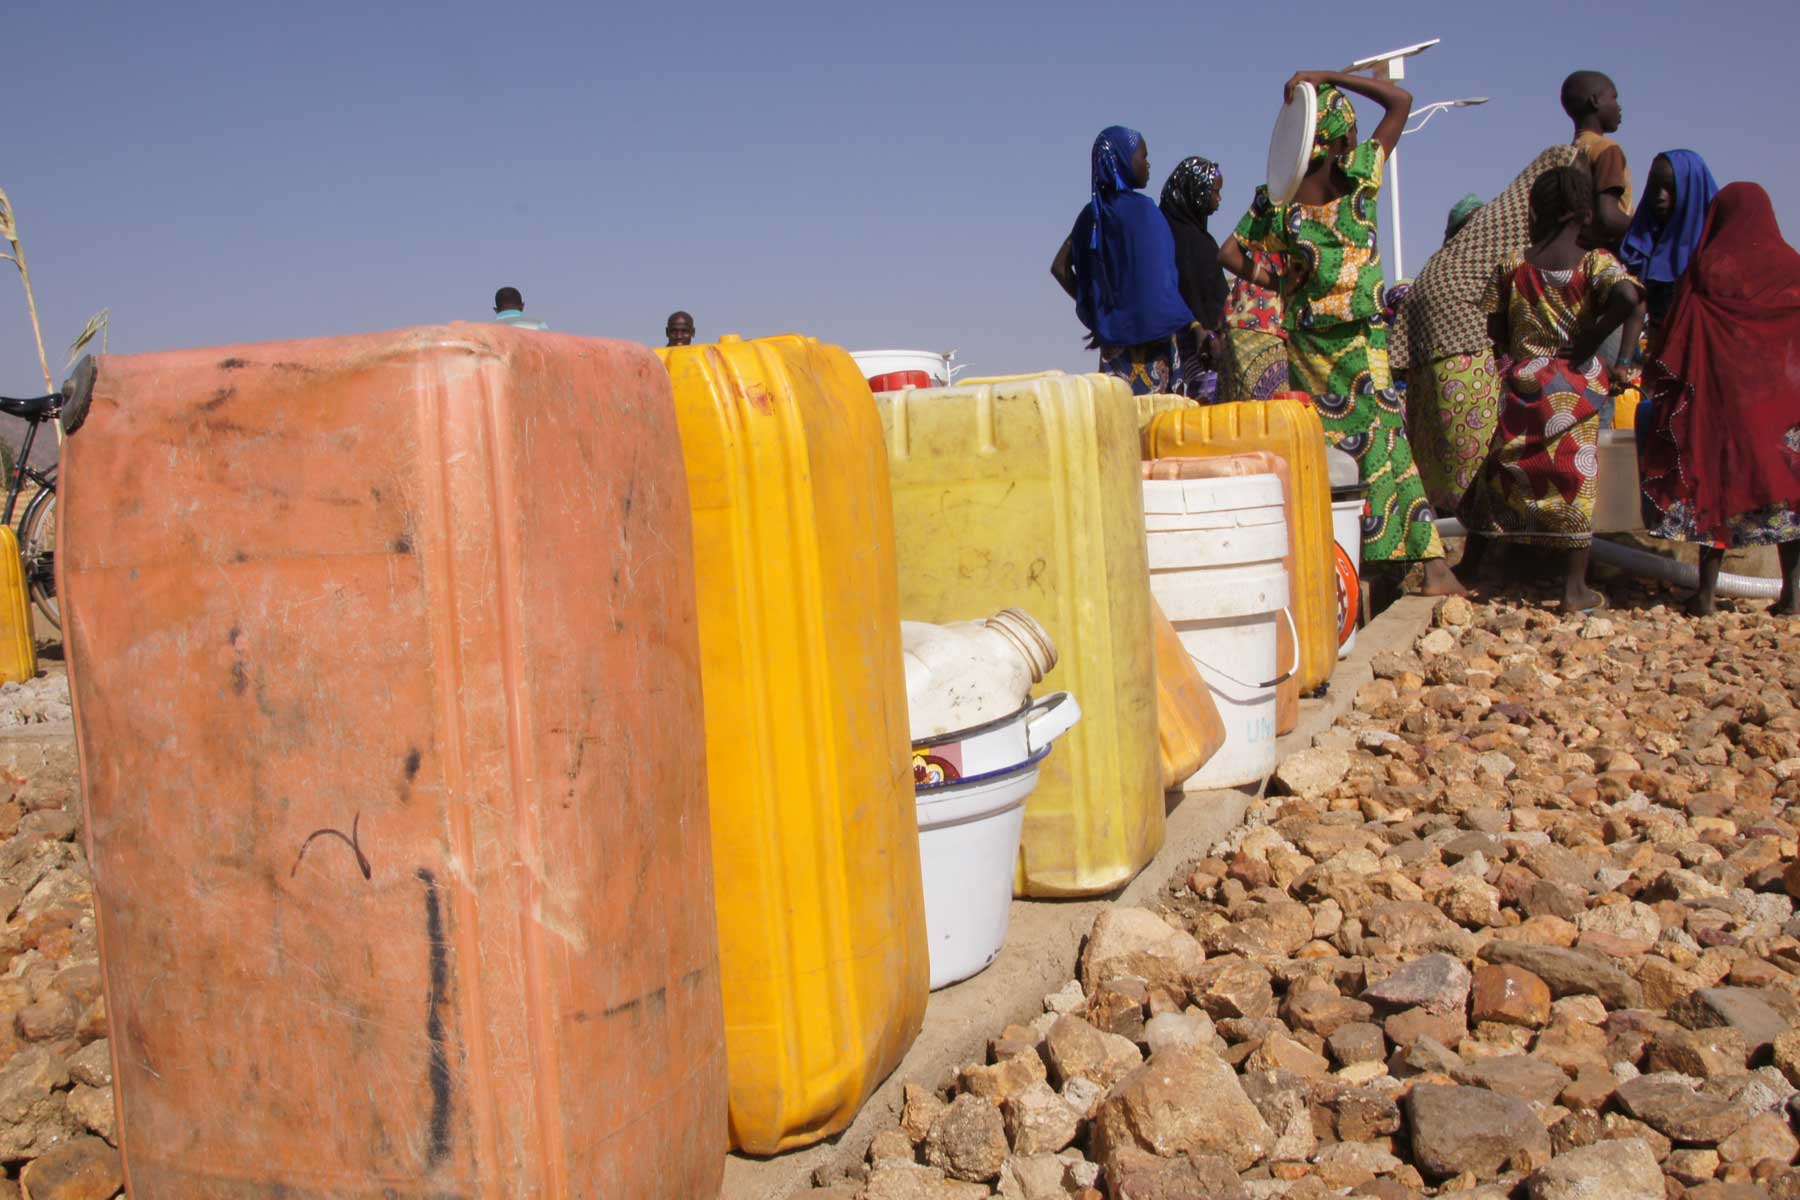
[1772,589,1799,616]
[1686,592,1718,617]
[1420,559,1469,596]
[1563,584,1605,613]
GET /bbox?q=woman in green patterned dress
[1221,71,1464,596]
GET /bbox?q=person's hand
[1285,71,1334,102]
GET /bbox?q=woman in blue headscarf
[1051,126,1195,394]
[1621,150,1720,329]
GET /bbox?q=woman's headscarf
[1621,149,1720,284]
[1641,183,1800,538]
[1159,157,1228,329]
[1311,85,1358,165]
[1445,194,1483,243]
[1069,126,1194,347]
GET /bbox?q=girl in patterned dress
[1220,71,1464,596]
[1458,166,1645,612]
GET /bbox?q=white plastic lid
[1266,82,1317,206]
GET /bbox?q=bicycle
[0,355,96,634]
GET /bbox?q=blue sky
[5,0,1795,390]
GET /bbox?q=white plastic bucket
[1143,474,1290,789]
[1331,495,1365,658]
[914,695,1082,989]
[851,349,949,390]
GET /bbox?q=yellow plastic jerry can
[658,334,927,1155]
[0,527,35,684]
[878,372,1161,898]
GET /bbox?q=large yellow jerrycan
[0,527,35,684]
[1145,398,1337,696]
[878,371,1160,898]
[657,335,927,1155]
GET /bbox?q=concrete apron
[723,594,1442,1200]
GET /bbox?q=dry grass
[0,186,53,393]
[66,308,108,365]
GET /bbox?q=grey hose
[1433,518,1784,600]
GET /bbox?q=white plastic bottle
[901,608,1058,739]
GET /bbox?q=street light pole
[1343,40,1440,281]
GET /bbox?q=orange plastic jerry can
[59,327,728,1199]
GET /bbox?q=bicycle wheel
[18,478,56,633]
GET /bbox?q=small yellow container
[879,372,1160,898]
[0,527,35,685]
[658,335,927,1155]
[1150,595,1224,791]
[1145,399,1337,696]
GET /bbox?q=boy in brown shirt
[1562,70,1633,250]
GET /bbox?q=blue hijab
[1070,126,1193,347]
[1621,149,1720,284]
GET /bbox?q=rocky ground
[804,586,1800,1200]
[0,663,113,1199]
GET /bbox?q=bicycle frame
[1,417,52,528]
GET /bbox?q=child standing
[1458,166,1646,611]
[1220,70,1463,596]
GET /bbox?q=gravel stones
[1524,1138,1664,1199]
[1406,1083,1552,1181]
[1089,1047,1272,1173]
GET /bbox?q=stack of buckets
[1142,472,1291,789]
[902,610,1082,989]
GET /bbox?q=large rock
[863,1165,993,1200]
[1101,1148,1246,1200]
[961,1052,1048,1105]
[1042,1015,1141,1090]
[1240,1069,1315,1162]
[1001,1083,1080,1156]
[1718,1110,1800,1167]
[16,1135,122,1200]
[1188,958,1274,1021]
[1270,746,1352,799]
[1078,908,1205,1001]
[0,1045,73,1159]
[1471,963,1553,1028]
[1615,1074,1754,1145]
[1361,901,1478,958]
[1671,987,1789,1055]
[1090,1047,1272,1174]
[1524,1138,1664,1199]
[1479,942,1643,1010]
[1363,953,1471,1015]
[1406,1084,1552,1181]
[924,1094,1009,1183]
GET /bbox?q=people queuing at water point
[1049,63,1800,614]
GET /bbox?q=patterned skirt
[1098,336,1177,396]
[1218,329,1289,403]
[1460,356,1602,548]
[1288,322,1445,564]
[1406,352,1503,515]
